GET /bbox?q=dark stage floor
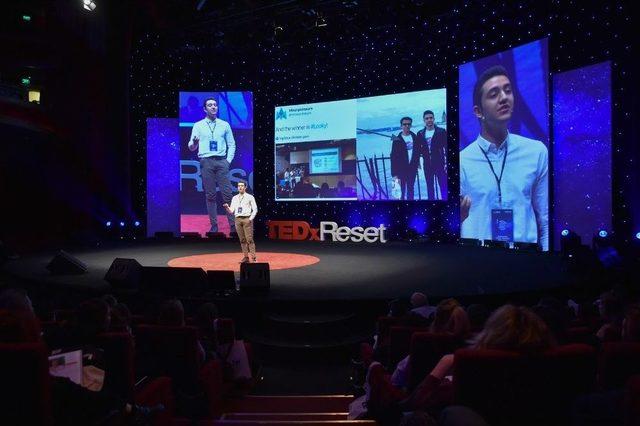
[2,239,570,300]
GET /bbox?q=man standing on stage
[223,181,258,263]
[390,117,421,200]
[416,110,447,200]
[189,97,236,234]
[460,65,549,250]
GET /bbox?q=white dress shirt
[460,132,549,250]
[188,117,236,162]
[229,193,257,221]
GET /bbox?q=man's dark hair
[472,65,511,108]
[423,110,435,118]
[237,180,247,187]
[202,97,218,107]
[400,117,412,124]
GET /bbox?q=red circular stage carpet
[167,252,320,272]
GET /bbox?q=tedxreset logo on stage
[268,221,388,243]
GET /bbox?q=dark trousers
[200,156,235,232]
[401,170,417,200]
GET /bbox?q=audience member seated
[158,298,186,327]
[292,176,319,198]
[336,180,349,197]
[388,298,411,318]
[409,292,436,321]
[570,306,640,425]
[0,289,163,425]
[367,304,554,420]
[532,297,570,345]
[389,298,468,391]
[429,298,470,340]
[465,304,489,336]
[596,290,624,342]
[213,318,253,390]
[0,288,41,341]
[156,298,205,367]
[101,294,118,309]
[195,302,220,363]
[110,302,132,334]
[319,182,334,198]
[72,298,112,346]
[623,304,640,342]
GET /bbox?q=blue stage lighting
[409,215,428,234]
[134,221,141,227]
[636,232,640,240]
[598,230,608,238]
[105,221,112,227]
[119,221,125,227]
[561,229,569,237]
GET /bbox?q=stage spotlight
[593,230,613,250]
[119,221,125,227]
[105,221,112,227]
[560,229,582,257]
[83,0,96,11]
[636,232,640,240]
[134,221,141,227]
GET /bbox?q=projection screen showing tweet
[458,39,549,250]
[274,89,447,201]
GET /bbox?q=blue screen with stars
[553,61,612,250]
[146,118,180,237]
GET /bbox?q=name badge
[237,207,243,214]
[209,140,218,152]
[491,209,514,242]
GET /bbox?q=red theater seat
[626,375,640,426]
[388,325,429,369]
[97,332,174,425]
[453,344,597,425]
[408,332,464,391]
[135,325,224,417]
[216,318,236,345]
[566,326,595,344]
[599,342,640,390]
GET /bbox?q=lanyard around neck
[206,119,217,138]
[478,140,508,205]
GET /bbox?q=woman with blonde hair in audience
[368,304,554,419]
[429,298,471,339]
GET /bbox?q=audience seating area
[2,286,640,425]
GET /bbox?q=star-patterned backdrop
[129,0,636,244]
